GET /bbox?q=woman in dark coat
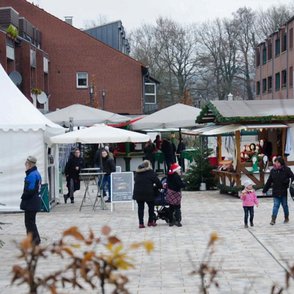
[64,148,84,203]
[263,156,294,225]
[133,160,162,228]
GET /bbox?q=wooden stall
[196,100,294,195]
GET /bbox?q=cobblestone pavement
[1,189,294,293]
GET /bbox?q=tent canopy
[0,64,63,133]
[49,124,150,144]
[45,104,130,127]
[131,103,201,130]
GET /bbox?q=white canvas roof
[131,103,201,130]
[211,100,294,117]
[50,124,150,144]
[45,104,130,127]
[0,64,62,133]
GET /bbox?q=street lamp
[89,84,94,107]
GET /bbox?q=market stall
[195,100,294,194]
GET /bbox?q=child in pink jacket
[240,180,259,228]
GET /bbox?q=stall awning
[183,123,288,136]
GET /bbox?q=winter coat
[240,189,259,207]
[20,166,42,211]
[133,164,162,202]
[64,155,84,191]
[167,172,185,192]
[101,155,116,175]
[262,166,294,197]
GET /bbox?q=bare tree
[232,7,256,100]
[256,4,294,40]
[196,18,238,100]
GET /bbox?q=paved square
[1,190,294,293]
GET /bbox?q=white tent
[50,124,150,144]
[45,104,130,127]
[0,64,64,211]
[131,103,202,130]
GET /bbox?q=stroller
[154,177,170,223]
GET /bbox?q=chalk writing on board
[111,172,134,202]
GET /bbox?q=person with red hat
[166,162,186,227]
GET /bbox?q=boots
[270,216,276,225]
[284,216,289,223]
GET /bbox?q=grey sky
[29,0,292,31]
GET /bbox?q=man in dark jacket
[133,160,162,228]
[263,156,294,225]
[20,156,42,245]
[161,137,176,173]
[64,148,84,203]
[100,148,116,202]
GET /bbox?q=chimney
[64,16,73,26]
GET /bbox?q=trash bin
[40,183,50,212]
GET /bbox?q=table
[79,171,106,211]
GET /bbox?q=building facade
[0,0,156,114]
[255,16,294,100]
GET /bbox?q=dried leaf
[101,226,111,236]
[63,227,85,241]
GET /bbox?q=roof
[0,64,62,132]
[197,100,294,124]
[131,103,201,130]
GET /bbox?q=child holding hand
[240,180,259,228]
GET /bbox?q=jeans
[136,201,155,225]
[272,196,289,218]
[24,211,41,245]
[243,206,254,225]
[99,174,111,198]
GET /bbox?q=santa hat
[168,163,181,174]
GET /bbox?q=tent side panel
[0,130,45,211]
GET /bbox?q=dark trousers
[169,204,181,223]
[243,206,254,225]
[24,211,40,245]
[136,201,155,225]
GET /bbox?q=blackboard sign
[111,172,134,202]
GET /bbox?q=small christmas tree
[184,145,217,191]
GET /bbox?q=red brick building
[0,0,151,114]
[255,16,294,100]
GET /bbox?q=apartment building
[255,16,294,99]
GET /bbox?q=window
[256,81,260,95]
[43,57,49,73]
[262,47,267,64]
[282,32,287,52]
[30,49,36,68]
[282,69,287,87]
[267,40,272,60]
[144,82,156,104]
[290,66,293,87]
[268,76,272,92]
[275,72,280,91]
[76,72,88,88]
[290,28,293,49]
[262,78,267,93]
[275,38,280,56]
[256,48,260,67]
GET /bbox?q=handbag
[166,188,181,205]
[290,183,294,201]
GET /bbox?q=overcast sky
[29,0,292,32]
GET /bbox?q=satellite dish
[9,71,22,86]
[37,91,48,104]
